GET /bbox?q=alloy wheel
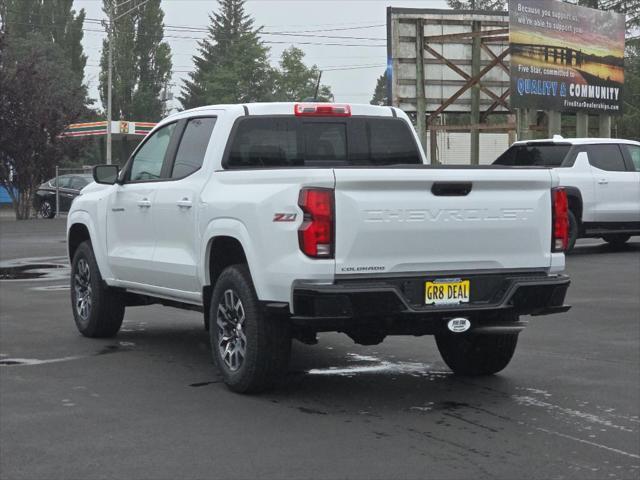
[41,202,52,218]
[74,258,92,322]
[216,289,247,371]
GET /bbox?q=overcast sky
[74,0,449,117]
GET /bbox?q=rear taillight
[552,187,569,252]
[298,188,334,258]
[294,103,351,117]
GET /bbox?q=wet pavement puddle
[0,256,69,282]
[0,355,84,366]
[306,353,451,379]
[0,342,136,366]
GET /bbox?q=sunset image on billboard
[509,0,625,114]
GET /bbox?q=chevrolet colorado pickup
[67,103,570,393]
[494,136,640,252]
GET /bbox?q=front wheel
[435,331,518,376]
[210,264,291,393]
[70,241,125,337]
[602,234,630,247]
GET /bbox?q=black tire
[70,241,125,338]
[40,200,55,219]
[602,234,630,247]
[435,329,518,376]
[565,210,578,253]
[209,264,291,393]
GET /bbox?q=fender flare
[199,218,265,299]
[67,210,114,281]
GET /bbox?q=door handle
[176,198,192,208]
[137,199,152,208]
[597,179,608,185]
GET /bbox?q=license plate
[425,278,470,306]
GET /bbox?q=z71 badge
[273,213,297,222]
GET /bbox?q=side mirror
[93,165,119,185]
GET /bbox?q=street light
[103,0,151,164]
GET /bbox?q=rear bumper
[289,271,570,333]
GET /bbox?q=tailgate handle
[431,182,472,196]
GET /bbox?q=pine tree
[272,47,333,102]
[1,0,87,86]
[370,71,389,106]
[180,0,273,108]
[99,0,172,121]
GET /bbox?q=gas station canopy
[61,121,156,140]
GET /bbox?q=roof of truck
[165,102,400,121]
[512,135,639,146]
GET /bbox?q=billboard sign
[387,8,510,114]
[509,0,625,114]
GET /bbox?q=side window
[69,177,86,190]
[56,176,72,188]
[493,147,516,166]
[171,117,217,179]
[368,118,421,165]
[129,122,176,182]
[586,144,627,172]
[624,145,640,172]
[228,117,300,168]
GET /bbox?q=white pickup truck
[67,103,570,393]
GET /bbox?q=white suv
[494,137,640,252]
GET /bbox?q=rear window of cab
[493,144,571,167]
[224,116,422,168]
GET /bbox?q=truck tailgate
[333,168,555,275]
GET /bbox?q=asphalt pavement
[1,217,639,479]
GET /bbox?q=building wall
[0,187,13,205]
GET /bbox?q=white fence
[427,132,510,165]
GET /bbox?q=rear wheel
[210,264,291,393]
[435,328,518,376]
[71,241,125,337]
[602,234,630,247]
[40,200,55,219]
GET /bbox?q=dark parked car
[34,174,93,218]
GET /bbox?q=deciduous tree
[0,0,87,87]
[446,0,506,10]
[272,47,333,102]
[99,0,172,121]
[0,34,85,219]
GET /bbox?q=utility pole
[103,0,151,165]
[313,71,322,101]
[105,10,114,165]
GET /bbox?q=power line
[83,18,386,41]
[7,14,388,46]
[85,63,386,73]
[83,17,385,36]
[80,28,386,47]
[84,16,385,33]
